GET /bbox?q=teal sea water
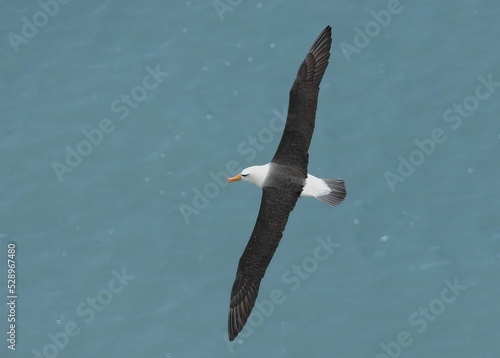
[1,1,500,357]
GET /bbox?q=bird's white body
[240,163,341,204]
[301,173,332,198]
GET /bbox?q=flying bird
[225,25,346,341]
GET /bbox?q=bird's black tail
[317,179,346,206]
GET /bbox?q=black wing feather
[228,186,300,340]
[272,25,332,172]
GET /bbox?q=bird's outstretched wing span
[227,26,333,341]
[272,25,332,173]
[228,185,301,341]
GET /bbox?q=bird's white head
[226,164,270,188]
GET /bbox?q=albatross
[225,25,346,341]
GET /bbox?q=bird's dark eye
[242,174,249,177]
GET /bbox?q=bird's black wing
[228,184,301,340]
[271,26,332,174]
[228,26,333,341]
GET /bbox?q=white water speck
[256,3,263,9]
[380,235,389,242]
[206,114,213,120]
[108,229,114,234]
[353,219,360,225]
[467,168,473,173]
[202,66,208,71]
[248,57,254,62]
[270,42,276,48]
[160,153,166,159]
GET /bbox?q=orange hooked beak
[226,174,242,183]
